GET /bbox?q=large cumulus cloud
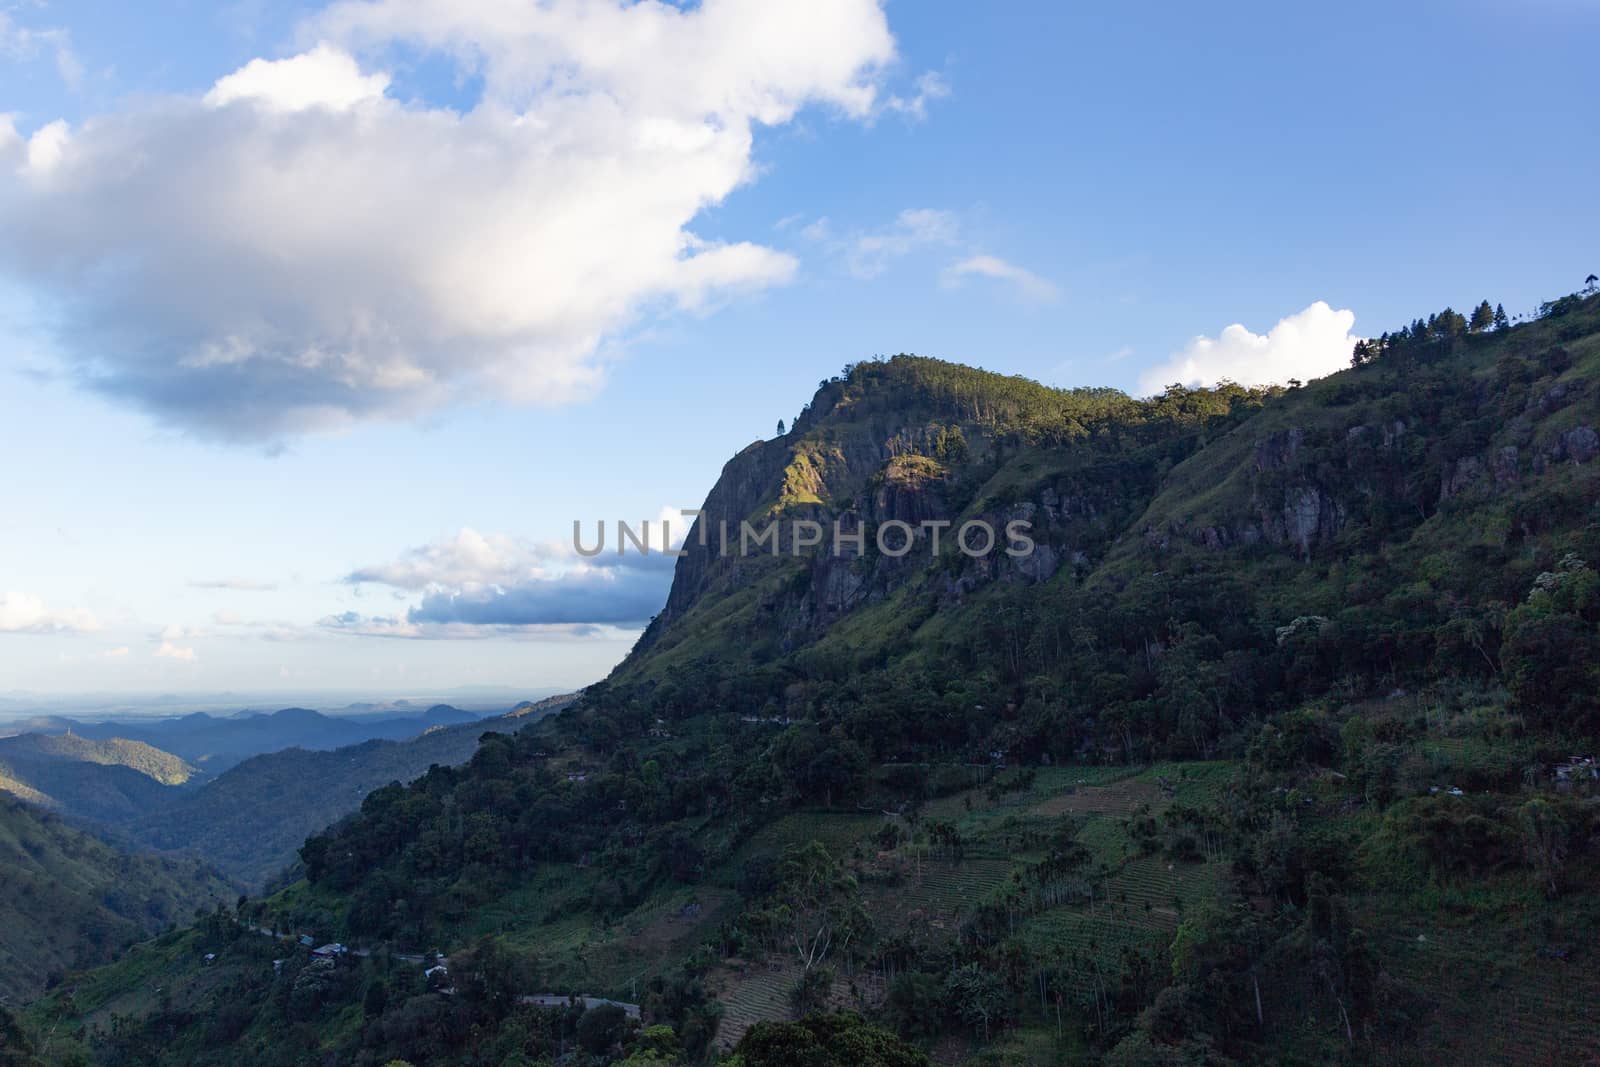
[0,0,901,441]
[1137,302,1361,395]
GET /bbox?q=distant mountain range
[0,696,576,891]
[0,703,487,774]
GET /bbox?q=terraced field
[1028,777,1159,818]
[710,960,884,1050]
[707,765,1241,1051]
[712,962,798,1049]
[713,811,880,885]
[865,857,1021,933]
[1373,918,1600,1066]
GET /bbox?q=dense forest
[15,287,1600,1066]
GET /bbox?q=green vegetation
[20,288,1600,1064]
[0,734,201,823]
[0,796,232,1002]
[126,706,556,889]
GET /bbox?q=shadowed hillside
[124,696,577,889]
[0,734,202,823]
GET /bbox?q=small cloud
[159,623,205,641]
[801,208,958,279]
[188,577,279,591]
[0,591,101,634]
[204,44,389,113]
[1136,302,1360,395]
[0,11,81,91]
[155,641,198,662]
[881,70,951,121]
[100,646,130,659]
[941,254,1059,304]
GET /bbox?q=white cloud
[848,208,960,278]
[0,591,101,634]
[340,513,686,632]
[0,11,81,91]
[0,1,903,441]
[803,211,1053,302]
[100,646,130,659]
[1137,302,1360,395]
[801,208,958,279]
[159,623,205,642]
[155,641,198,662]
[188,577,279,591]
[347,528,560,591]
[941,254,1058,304]
[205,43,389,112]
[882,70,950,121]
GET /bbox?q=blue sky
[1,0,1596,697]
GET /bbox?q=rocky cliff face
[628,300,1600,677]
[629,359,1240,666]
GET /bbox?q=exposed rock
[1253,427,1304,472]
[1439,455,1485,503]
[1561,425,1599,464]
[1492,446,1520,487]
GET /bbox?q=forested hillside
[25,289,1600,1066]
[0,797,232,1003]
[124,698,575,889]
[0,734,201,825]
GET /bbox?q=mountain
[0,795,232,1002]
[0,734,202,824]
[41,704,488,774]
[123,696,577,889]
[23,289,1600,1065]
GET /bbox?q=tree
[364,979,389,1018]
[883,972,945,1041]
[0,1006,41,1067]
[768,842,870,976]
[577,1003,630,1055]
[1493,303,1510,330]
[776,419,787,436]
[1469,300,1495,333]
[1518,798,1572,898]
[730,1015,929,1067]
[944,962,1010,1041]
